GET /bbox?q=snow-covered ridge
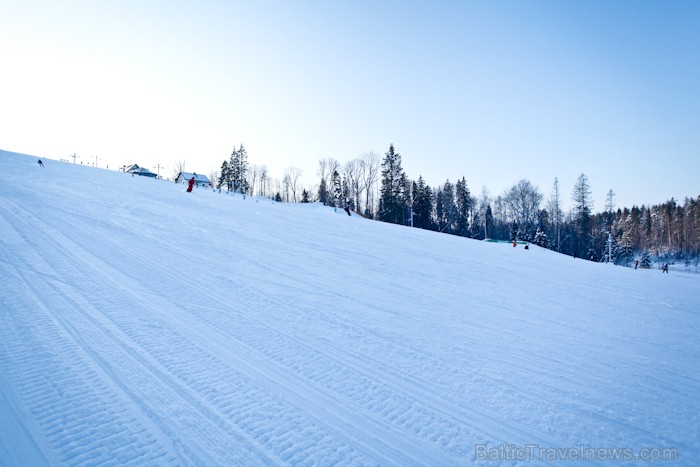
[1,149,698,465]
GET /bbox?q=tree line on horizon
[211,144,700,266]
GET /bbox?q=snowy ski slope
[1,150,698,465]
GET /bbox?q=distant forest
[212,144,700,268]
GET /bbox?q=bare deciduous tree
[281,173,290,202]
[318,157,340,196]
[209,169,220,190]
[360,152,381,216]
[258,166,269,197]
[273,178,283,201]
[248,164,262,197]
[479,186,492,238]
[344,159,364,212]
[284,167,303,202]
[171,160,187,180]
[547,177,563,250]
[502,179,543,230]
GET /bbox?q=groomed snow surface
[1,150,698,466]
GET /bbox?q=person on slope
[37,159,44,167]
[187,176,195,193]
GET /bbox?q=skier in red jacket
[187,176,195,192]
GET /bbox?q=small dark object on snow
[37,159,44,167]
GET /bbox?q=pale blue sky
[2,0,698,211]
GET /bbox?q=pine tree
[400,173,412,225]
[378,144,406,225]
[435,188,445,232]
[342,177,351,209]
[640,251,652,268]
[533,227,549,248]
[317,178,328,205]
[537,209,549,233]
[484,205,494,239]
[411,180,420,227]
[548,177,563,251]
[331,170,342,208]
[614,234,634,266]
[240,145,248,193]
[229,147,239,191]
[411,176,433,229]
[604,189,616,228]
[572,173,594,259]
[455,177,471,237]
[441,180,456,234]
[218,160,230,191]
[510,223,519,242]
[301,189,310,203]
[229,144,249,194]
[470,209,482,239]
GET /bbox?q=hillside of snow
[1,149,699,465]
